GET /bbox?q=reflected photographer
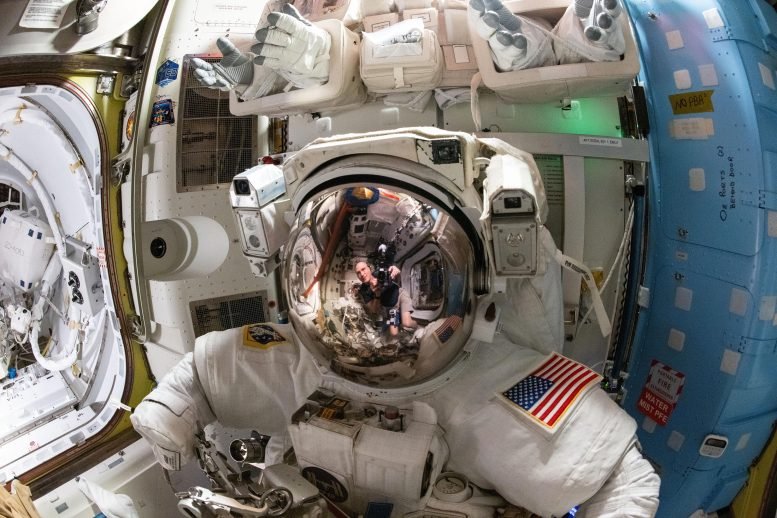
[353,256,416,337]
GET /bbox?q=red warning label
[637,360,685,426]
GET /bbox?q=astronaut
[131,128,660,517]
[353,260,414,337]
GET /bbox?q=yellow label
[669,90,714,115]
[320,408,338,420]
[242,324,286,350]
[581,268,604,294]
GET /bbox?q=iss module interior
[130,128,660,518]
[0,0,777,517]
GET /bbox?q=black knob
[150,237,167,259]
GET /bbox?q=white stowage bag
[493,15,556,72]
[360,0,392,17]
[0,210,54,292]
[76,478,139,518]
[360,19,443,93]
[382,90,434,111]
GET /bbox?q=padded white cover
[194,324,321,436]
[360,20,443,93]
[130,352,215,470]
[0,210,54,292]
[77,478,139,518]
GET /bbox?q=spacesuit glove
[468,0,538,72]
[130,353,216,471]
[470,0,522,37]
[573,0,626,56]
[487,30,531,71]
[250,4,332,88]
[191,37,255,91]
[577,442,661,518]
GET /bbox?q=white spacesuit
[131,128,659,517]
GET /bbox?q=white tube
[575,202,635,337]
[80,306,107,364]
[29,302,80,372]
[28,253,83,372]
[542,233,612,337]
[28,253,63,331]
[34,255,62,307]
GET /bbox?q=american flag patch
[500,353,602,430]
[435,315,462,343]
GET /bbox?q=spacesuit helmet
[283,180,478,389]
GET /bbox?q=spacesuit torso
[139,317,640,517]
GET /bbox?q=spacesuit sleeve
[193,323,320,437]
[578,442,661,518]
[130,352,215,470]
[440,344,644,516]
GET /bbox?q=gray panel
[177,56,257,192]
[189,291,268,337]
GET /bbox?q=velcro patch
[435,315,462,343]
[497,353,601,434]
[242,323,286,350]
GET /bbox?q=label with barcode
[19,0,71,29]
[155,444,181,471]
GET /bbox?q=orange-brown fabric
[0,480,40,518]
